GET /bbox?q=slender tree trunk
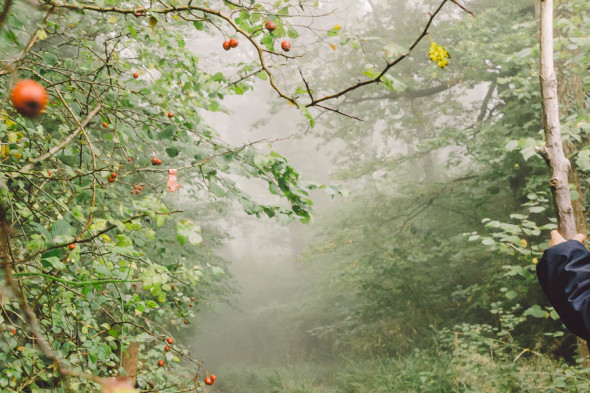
[536,0,588,361]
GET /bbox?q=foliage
[0,0,351,390]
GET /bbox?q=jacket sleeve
[537,240,590,341]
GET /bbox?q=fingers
[549,230,566,248]
[574,233,587,244]
[548,230,586,248]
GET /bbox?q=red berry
[210,375,217,382]
[11,79,48,118]
[10,328,16,335]
[151,158,161,166]
[133,72,139,78]
[184,320,189,325]
[167,111,174,118]
[47,170,52,176]
[130,190,134,194]
[127,158,132,162]
[167,337,173,344]
[190,297,195,301]
[171,285,175,290]
[108,176,115,183]
[68,243,75,250]
[281,41,291,52]
[158,359,164,367]
[102,122,108,128]
[229,38,238,48]
[135,190,139,194]
[101,291,105,295]
[111,172,117,178]
[134,185,138,189]
[223,41,231,51]
[189,303,193,307]
[132,283,137,287]
[265,20,276,31]
[204,377,213,385]
[139,186,143,191]
[164,345,170,352]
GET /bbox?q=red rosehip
[134,185,138,190]
[139,186,143,191]
[133,72,139,78]
[204,377,213,385]
[190,297,195,301]
[167,111,173,118]
[229,38,238,48]
[281,41,291,52]
[223,41,231,51]
[127,158,132,162]
[111,172,117,178]
[47,170,52,176]
[10,328,16,335]
[158,359,164,367]
[164,345,170,352]
[189,303,193,307]
[167,337,173,344]
[184,320,189,325]
[108,176,115,183]
[68,243,75,250]
[210,374,217,382]
[265,20,276,31]
[102,122,108,128]
[11,79,48,118]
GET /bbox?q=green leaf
[177,220,202,246]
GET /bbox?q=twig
[12,105,102,177]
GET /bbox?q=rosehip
[265,21,276,31]
[229,38,238,48]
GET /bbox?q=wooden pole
[536,0,577,239]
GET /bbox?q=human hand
[549,230,586,248]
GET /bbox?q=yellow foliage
[428,39,450,69]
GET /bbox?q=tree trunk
[537,0,588,361]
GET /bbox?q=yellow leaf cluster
[428,40,450,69]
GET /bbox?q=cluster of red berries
[222,39,239,51]
[108,172,117,183]
[151,158,162,166]
[130,184,143,194]
[263,20,291,52]
[204,375,217,385]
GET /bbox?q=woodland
[0,0,589,392]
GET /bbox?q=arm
[537,231,590,341]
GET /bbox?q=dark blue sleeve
[537,240,590,341]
